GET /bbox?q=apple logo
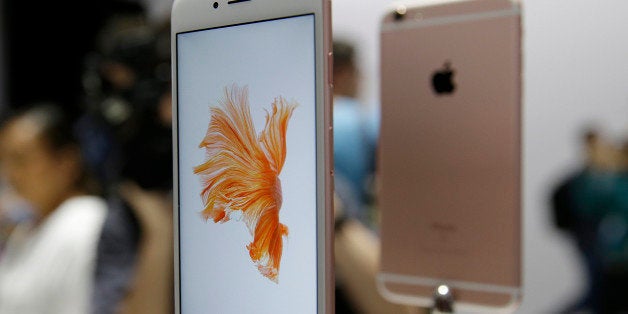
[431,61,456,95]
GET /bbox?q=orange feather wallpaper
[193,84,297,283]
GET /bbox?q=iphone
[171,0,333,312]
[377,0,522,311]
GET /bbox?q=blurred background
[1,0,628,313]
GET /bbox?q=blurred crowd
[551,128,628,313]
[0,3,173,314]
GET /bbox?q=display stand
[431,284,454,314]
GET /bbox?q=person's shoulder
[7,196,109,268]
[97,195,141,249]
[55,195,107,220]
[58,195,107,213]
[44,196,108,244]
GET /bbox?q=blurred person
[332,41,419,314]
[333,39,371,314]
[78,8,170,192]
[90,19,174,314]
[333,40,378,229]
[552,128,601,231]
[0,103,107,314]
[91,86,173,314]
[551,127,628,313]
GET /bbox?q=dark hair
[333,40,356,71]
[23,103,80,150]
[4,103,101,194]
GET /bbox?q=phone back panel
[377,0,522,309]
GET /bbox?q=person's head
[333,40,359,98]
[582,127,600,165]
[583,128,599,147]
[89,18,172,142]
[0,104,93,218]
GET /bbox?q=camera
[394,5,407,21]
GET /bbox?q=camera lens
[213,2,219,9]
[394,5,407,21]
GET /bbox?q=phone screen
[176,14,317,313]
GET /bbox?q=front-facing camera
[213,2,219,9]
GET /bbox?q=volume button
[327,52,333,86]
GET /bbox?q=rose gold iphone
[171,0,334,312]
[377,0,522,311]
